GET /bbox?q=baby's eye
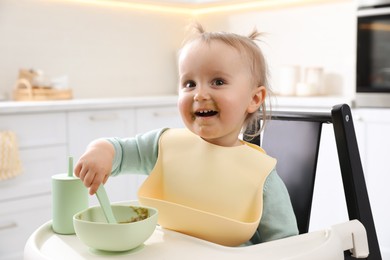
[211,79,225,86]
[183,80,196,89]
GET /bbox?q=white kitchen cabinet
[0,195,51,260]
[0,112,68,199]
[135,105,184,133]
[0,112,67,259]
[0,145,67,202]
[354,108,390,259]
[0,112,67,148]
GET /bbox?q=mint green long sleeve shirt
[107,128,298,245]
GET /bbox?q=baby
[75,23,298,246]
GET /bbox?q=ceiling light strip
[68,0,192,14]
[61,0,347,15]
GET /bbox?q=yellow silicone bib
[138,129,276,246]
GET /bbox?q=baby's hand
[74,139,115,195]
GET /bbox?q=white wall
[0,0,189,99]
[0,0,356,99]
[198,0,357,98]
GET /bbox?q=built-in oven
[356,0,390,107]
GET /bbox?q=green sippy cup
[52,157,88,234]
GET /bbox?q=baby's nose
[194,86,210,101]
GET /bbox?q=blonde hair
[179,22,271,138]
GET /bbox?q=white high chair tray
[24,202,368,260]
[24,221,325,260]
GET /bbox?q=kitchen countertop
[0,95,180,114]
[272,95,352,109]
[0,95,353,114]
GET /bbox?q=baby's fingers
[76,163,90,184]
[74,160,83,178]
[82,169,97,188]
[89,173,106,195]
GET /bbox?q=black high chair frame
[244,104,381,260]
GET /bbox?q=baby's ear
[247,86,266,113]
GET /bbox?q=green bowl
[73,204,158,252]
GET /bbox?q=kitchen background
[2,0,390,259]
[0,0,354,100]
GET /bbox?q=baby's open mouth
[194,110,218,117]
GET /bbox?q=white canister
[277,65,300,96]
[304,67,323,96]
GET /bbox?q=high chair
[24,104,381,260]
[244,103,381,259]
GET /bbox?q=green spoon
[96,184,117,224]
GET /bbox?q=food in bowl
[118,206,149,223]
[73,204,158,252]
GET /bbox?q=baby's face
[177,40,264,147]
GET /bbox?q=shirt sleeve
[250,168,299,244]
[106,128,167,176]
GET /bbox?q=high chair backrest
[244,104,381,260]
